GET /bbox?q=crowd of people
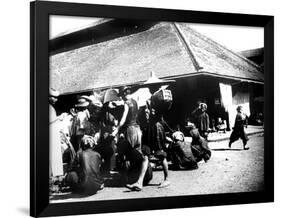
[49,74,249,196]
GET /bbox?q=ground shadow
[212,148,244,151]
[122,183,160,192]
[168,165,199,171]
[104,178,125,187]
[123,189,138,193]
[145,183,160,187]
[169,167,199,171]
[50,192,94,201]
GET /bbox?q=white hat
[49,88,59,97]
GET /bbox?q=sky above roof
[50,15,264,52]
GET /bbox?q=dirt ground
[50,134,264,203]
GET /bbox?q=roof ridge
[172,23,203,72]
[51,18,113,40]
[184,25,262,71]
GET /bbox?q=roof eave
[162,71,264,84]
[60,71,263,96]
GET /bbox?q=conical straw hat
[103,89,120,104]
[138,71,175,88]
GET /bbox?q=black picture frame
[30,1,274,217]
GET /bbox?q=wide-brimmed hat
[137,71,175,89]
[103,89,120,104]
[75,98,89,108]
[49,88,59,97]
[80,95,103,108]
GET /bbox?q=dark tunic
[170,140,198,169]
[191,108,209,138]
[190,128,211,162]
[78,149,103,193]
[66,149,103,194]
[95,106,123,172]
[142,99,167,158]
[198,112,210,132]
[88,103,103,133]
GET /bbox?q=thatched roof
[50,18,112,40]
[50,22,263,95]
[239,47,264,58]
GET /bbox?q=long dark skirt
[229,127,249,145]
[142,121,166,157]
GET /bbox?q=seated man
[216,117,227,133]
[169,131,198,170]
[65,135,104,195]
[189,127,211,162]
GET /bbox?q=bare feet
[125,182,142,191]
[158,180,170,188]
[99,183,104,190]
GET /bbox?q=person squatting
[49,75,214,195]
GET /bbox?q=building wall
[162,76,226,130]
[163,77,262,132]
[230,83,251,127]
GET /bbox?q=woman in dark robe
[229,106,249,150]
[191,103,210,140]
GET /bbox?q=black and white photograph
[48,16,265,203]
[1,0,280,217]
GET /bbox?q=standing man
[112,86,149,191]
[96,89,122,175]
[138,71,175,188]
[72,98,91,151]
[229,105,249,150]
[80,92,103,133]
[191,102,210,140]
[49,88,64,179]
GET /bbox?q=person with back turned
[112,86,149,191]
[139,72,175,188]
